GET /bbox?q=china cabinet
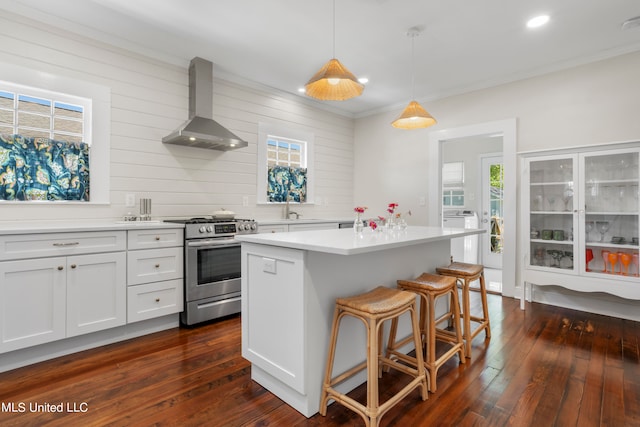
[523,146,640,304]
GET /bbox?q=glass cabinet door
[528,155,577,271]
[582,149,639,277]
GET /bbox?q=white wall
[355,51,640,221]
[0,11,355,224]
[354,51,640,319]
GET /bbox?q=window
[257,122,314,204]
[442,161,465,207]
[0,62,109,204]
[0,83,92,201]
[0,85,90,144]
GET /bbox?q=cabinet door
[66,252,127,337]
[0,258,66,353]
[527,155,578,272]
[581,149,640,277]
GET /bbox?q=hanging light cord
[410,32,416,99]
[332,0,336,58]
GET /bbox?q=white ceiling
[2,0,640,117]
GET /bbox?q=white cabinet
[66,252,127,337]
[523,146,640,301]
[258,221,339,233]
[126,228,183,323]
[0,231,127,353]
[0,258,66,352]
[258,224,289,233]
[288,222,339,232]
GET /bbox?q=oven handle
[187,239,241,248]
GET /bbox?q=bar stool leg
[319,306,341,416]
[461,278,473,358]
[479,272,491,339]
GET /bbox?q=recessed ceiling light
[358,77,369,84]
[527,15,550,29]
[297,87,306,93]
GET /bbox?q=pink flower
[377,215,386,221]
[354,206,367,214]
[387,202,399,214]
[369,220,378,230]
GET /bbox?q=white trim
[0,61,111,204]
[428,118,517,298]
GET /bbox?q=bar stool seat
[436,260,491,359]
[388,273,465,392]
[319,286,428,427]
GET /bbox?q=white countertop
[0,220,185,235]
[235,226,484,255]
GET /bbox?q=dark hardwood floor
[1,293,639,427]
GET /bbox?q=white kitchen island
[235,226,484,417]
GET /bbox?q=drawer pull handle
[53,242,80,247]
[71,264,77,269]
[155,236,160,241]
[57,266,64,271]
[155,264,160,268]
[155,298,160,302]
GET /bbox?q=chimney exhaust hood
[162,57,248,151]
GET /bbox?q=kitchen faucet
[284,196,301,219]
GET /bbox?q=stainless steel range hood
[162,57,248,150]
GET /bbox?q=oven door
[185,237,241,302]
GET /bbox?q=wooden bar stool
[319,286,428,427]
[388,273,465,392]
[436,260,491,359]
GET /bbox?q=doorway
[428,119,517,299]
[481,154,504,293]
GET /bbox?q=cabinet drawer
[127,247,183,285]
[0,231,126,261]
[127,228,184,250]
[258,224,289,233]
[127,279,183,323]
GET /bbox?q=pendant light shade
[304,0,363,101]
[305,58,364,101]
[392,100,437,129]
[391,26,436,130]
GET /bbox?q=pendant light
[392,27,436,129]
[304,0,364,101]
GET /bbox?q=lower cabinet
[126,228,184,324]
[258,221,340,233]
[127,279,183,323]
[67,252,127,337]
[0,251,126,353]
[0,227,184,356]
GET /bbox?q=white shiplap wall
[0,11,354,224]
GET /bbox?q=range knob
[199,226,207,233]
[206,226,214,233]
[238,224,245,231]
[250,223,257,230]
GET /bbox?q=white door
[481,155,504,269]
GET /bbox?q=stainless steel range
[164,217,257,325]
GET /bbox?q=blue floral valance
[267,166,307,202]
[0,134,90,201]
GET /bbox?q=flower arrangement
[387,203,398,215]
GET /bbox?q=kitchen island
[235,225,484,417]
